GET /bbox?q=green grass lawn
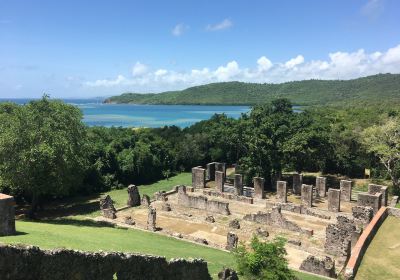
[355,216,400,279]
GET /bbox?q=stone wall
[178,186,230,215]
[328,189,341,212]
[340,180,352,202]
[357,192,382,214]
[301,184,313,207]
[215,171,225,192]
[206,162,216,181]
[192,167,206,189]
[0,244,211,280]
[233,174,243,196]
[325,215,356,257]
[276,181,287,203]
[299,255,336,278]
[352,206,373,227]
[253,177,265,199]
[316,177,327,198]
[202,190,253,204]
[292,173,303,195]
[368,184,388,207]
[0,194,15,236]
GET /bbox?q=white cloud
[132,62,148,76]
[206,19,233,31]
[172,23,188,36]
[85,44,400,91]
[361,0,384,19]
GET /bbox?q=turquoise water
[0,98,251,128]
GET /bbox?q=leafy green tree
[0,96,88,216]
[234,236,295,280]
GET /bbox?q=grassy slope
[355,216,400,279]
[105,73,400,106]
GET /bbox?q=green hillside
[104,73,400,106]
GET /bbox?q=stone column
[301,184,313,207]
[127,184,141,207]
[147,207,157,231]
[328,189,341,212]
[215,171,225,192]
[226,232,238,250]
[340,180,352,202]
[357,192,382,214]
[276,181,287,203]
[368,184,388,207]
[192,167,206,188]
[253,177,265,199]
[215,162,226,178]
[316,177,327,197]
[293,173,303,195]
[0,194,16,236]
[141,194,150,206]
[234,174,243,196]
[206,162,216,181]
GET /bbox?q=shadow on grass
[26,218,128,230]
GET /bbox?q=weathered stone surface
[147,207,157,231]
[206,162,216,181]
[340,180,352,202]
[228,219,240,229]
[141,194,150,206]
[194,238,208,245]
[178,185,230,215]
[203,189,253,204]
[316,177,327,197]
[301,184,313,207]
[0,194,15,236]
[218,268,238,280]
[226,232,238,250]
[276,181,287,203]
[368,184,388,207]
[300,255,336,278]
[253,177,265,199]
[127,184,141,207]
[123,216,135,225]
[192,167,206,189]
[325,215,356,257]
[0,244,212,280]
[357,192,382,214]
[215,171,225,192]
[328,189,341,212]
[288,240,301,246]
[205,215,215,223]
[352,206,373,227]
[99,195,117,219]
[162,203,172,212]
[233,174,243,196]
[390,196,399,207]
[215,162,226,178]
[293,173,303,195]
[154,191,168,201]
[256,227,269,238]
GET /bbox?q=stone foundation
[328,189,341,212]
[192,167,206,189]
[0,194,15,236]
[253,177,265,199]
[202,190,253,204]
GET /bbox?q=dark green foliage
[234,236,295,280]
[105,73,400,106]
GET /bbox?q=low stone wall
[202,190,253,204]
[265,201,331,219]
[325,216,356,257]
[178,186,230,215]
[300,255,336,278]
[344,207,388,279]
[0,244,211,280]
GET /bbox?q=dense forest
[104,73,400,106]
[0,96,399,216]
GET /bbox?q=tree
[234,236,295,280]
[0,96,88,217]
[361,117,400,194]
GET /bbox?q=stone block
[328,189,341,212]
[99,195,116,219]
[253,177,265,199]
[226,232,238,250]
[301,184,313,207]
[192,167,206,188]
[357,192,382,214]
[215,162,226,178]
[233,174,243,196]
[147,207,157,231]
[340,180,352,202]
[276,181,287,203]
[206,162,216,181]
[300,255,336,278]
[316,177,327,197]
[127,184,141,207]
[0,194,16,236]
[293,173,302,195]
[215,171,225,192]
[368,184,388,207]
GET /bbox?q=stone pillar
[253,177,265,199]
[316,177,327,197]
[0,194,16,236]
[215,171,225,192]
[234,174,243,196]
[293,173,303,195]
[301,184,313,207]
[340,180,352,202]
[147,207,157,231]
[276,181,287,203]
[192,167,206,188]
[215,162,226,178]
[357,192,382,214]
[226,232,238,250]
[368,184,388,207]
[99,195,117,219]
[328,189,341,212]
[206,162,216,181]
[141,194,150,206]
[127,184,141,207]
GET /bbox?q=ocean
[0,98,251,128]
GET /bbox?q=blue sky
[1,0,400,98]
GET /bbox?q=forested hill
[104,73,400,106]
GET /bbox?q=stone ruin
[233,174,243,196]
[99,195,117,219]
[325,215,356,257]
[357,192,381,214]
[215,162,226,178]
[177,185,230,215]
[127,184,141,207]
[192,167,206,189]
[316,176,327,197]
[301,184,313,207]
[368,183,388,207]
[228,219,240,229]
[293,173,303,195]
[141,194,150,206]
[147,207,157,231]
[328,189,341,212]
[390,195,399,207]
[276,181,287,203]
[352,206,373,227]
[253,177,265,199]
[215,171,225,192]
[225,232,238,250]
[206,162,216,181]
[300,255,336,278]
[218,268,238,280]
[0,194,16,236]
[340,180,352,202]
